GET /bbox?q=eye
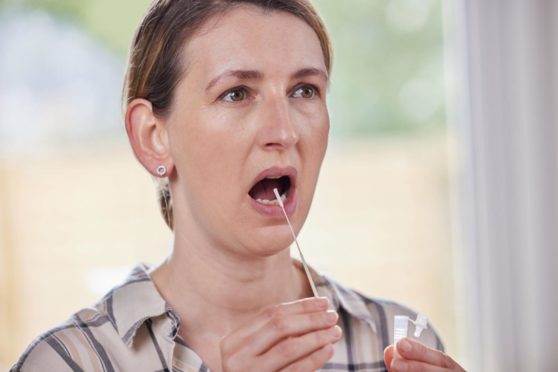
[221,87,249,102]
[292,85,319,99]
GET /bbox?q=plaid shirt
[11,262,443,371]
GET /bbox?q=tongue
[250,178,281,200]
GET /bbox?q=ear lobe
[125,98,174,177]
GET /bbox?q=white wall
[454,0,558,371]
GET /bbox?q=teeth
[256,192,287,205]
[267,176,282,179]
[256,198,280,205]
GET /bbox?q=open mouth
[248,175,291,206]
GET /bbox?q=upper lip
[249,166,298,192]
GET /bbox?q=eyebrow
[205,67,329,92]
[206,70,263,92]
[292,67,329,82]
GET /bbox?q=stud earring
[156,165,167,177]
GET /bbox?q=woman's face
[165,5,329,256]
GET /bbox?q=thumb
[384,344,395,370]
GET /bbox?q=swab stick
[273,188,319,297]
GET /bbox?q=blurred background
[1,0,557,371]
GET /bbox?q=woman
[12,0,465,371]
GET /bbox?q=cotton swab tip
[273,188,285,208]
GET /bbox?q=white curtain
[452,0,558,371]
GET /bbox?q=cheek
[299,109,329,195]
[168,111,250,198]
[318,117,330,152]
[301,108,329,159]
[174,133,228,180]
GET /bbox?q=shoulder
[11,263,170,372]
[324,275,445,352]
[10,307,116,372]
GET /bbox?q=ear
[125,98,174,177]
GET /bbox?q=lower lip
[248,186,297,218]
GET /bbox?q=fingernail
[326,311,338,323]
[330,325,342,338]
[313,297,329,309]
[398,339,412,353]
[391,358,408,371]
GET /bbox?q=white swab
[273,188,319,297]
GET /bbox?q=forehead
[183,5,326,79]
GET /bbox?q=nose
[258,95,299,151]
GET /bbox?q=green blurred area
[313,0,446,136]
[7,0,152,53]
[1,0,447,137]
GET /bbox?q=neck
[149,232,310,338]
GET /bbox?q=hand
[219,297,342,372]
[384,338,466,372]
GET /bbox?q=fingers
[250,309,339,355]
[384,344,394,369]
[390,358,449,372]
[226,297,333,355]
[220,297,340,371]
[387,338,465,372]
[234,297,329,339]
[396,338,456,368]
[280,343,335,372]
[262,325,342,371]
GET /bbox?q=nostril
[264,129,298,149]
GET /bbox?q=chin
[240,224,298,258]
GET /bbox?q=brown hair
[123,0,332,230]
